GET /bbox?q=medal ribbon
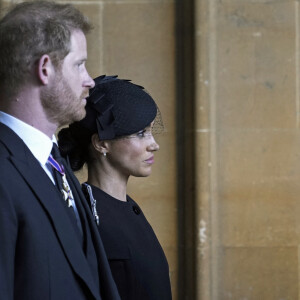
[48,154,74,208]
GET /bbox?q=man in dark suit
[0,2,120,299]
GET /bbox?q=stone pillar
[194,0,300,299]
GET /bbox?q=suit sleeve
[0,181,18,299]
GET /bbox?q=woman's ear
[91,133,109,155]
[37,54,53,85]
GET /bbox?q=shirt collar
[0,111,54,165]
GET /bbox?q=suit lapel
[0,124,100,300]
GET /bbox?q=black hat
[78,75,159,140]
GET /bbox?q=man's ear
[91,133,109,155]
[37,54,53,85]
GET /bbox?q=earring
[103,152,106,157]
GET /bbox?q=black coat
[89,185,172,300]
[0,123,120,300]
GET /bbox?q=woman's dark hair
[58,123,93,171]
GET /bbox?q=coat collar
[63,155,121,300]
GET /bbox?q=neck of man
[0,88,58,138]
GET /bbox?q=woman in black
[58,75,172,300]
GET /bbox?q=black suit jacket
[0,123,120,300]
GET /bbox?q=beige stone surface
[195,0,300,299]
[74,3,103,78]
[220,180,300,246]
[195,131,213,299]
[219,247,298,300]
[218,130,300,188]
[0,1,10,16]
[217,2,296,129]
[101,2,175,96]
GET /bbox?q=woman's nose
[148,136,159,151]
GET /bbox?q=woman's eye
[137,130,146,137]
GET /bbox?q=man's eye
[76,61,85,68]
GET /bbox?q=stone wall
[195,0,300,299]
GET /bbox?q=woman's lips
[145,156,154,164]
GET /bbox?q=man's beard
[41,72,88,127]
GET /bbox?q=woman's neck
[87,163,129,202]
